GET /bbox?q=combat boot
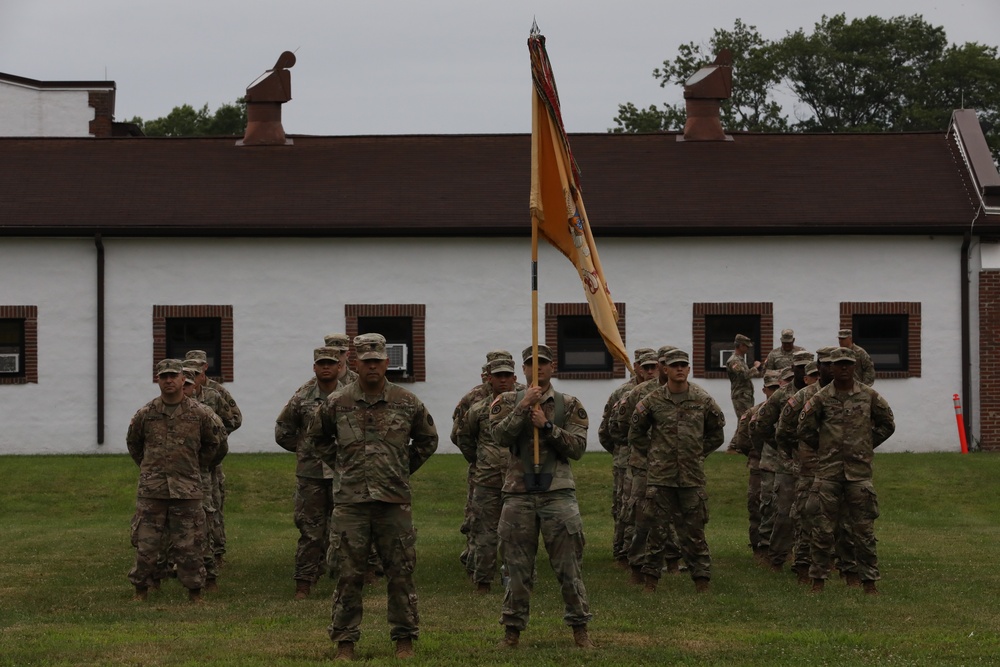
[664,559,680,575]
[844,573,862,588]
[474,582,490,595]
[294,580,311,600]
[205,579,219,593]
[769,562,783,573]
[132,586,148,602]
[334,641,355,661]
[642,574,658,593]
[500,626,520,648]
[694,577,710,593]
[188,587,203,603]
[395,637,414,659]
[614,557,630,571]
[796,567,811,586]
[628,566,644,586]
[572,624,595,649]
[810,578,825,594]
[862,580,879,595]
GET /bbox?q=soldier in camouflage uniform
[305,333,438,660]
[796,347,895,595]
[127,359,225,603]
[837,329,876,386]
[763,329,806,372]
[627,349,726,593]
[726,334,762,420]
[490,344,594,650]
[455,357,518,593]
[274,347,343,600]
[324,333,360,386]
[597,348,657,565]
[748,365,792,564]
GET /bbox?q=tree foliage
[127,98,247,137]
[612,14,1000,161]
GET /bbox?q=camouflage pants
[498,489,592,631]
[615,465,638,561]
[637,485,711,580]
[791,475,815,570]
[211,466,226,558]
[201,470,219,580]
[767,472,797,566]
[807,478,880,582]
[327,501,419,643]
[129,497,206,590]
[627,468,681,575]
[469,484,504,585]
[757,469,776,549]
[611,464,627,559]
[746,466,762,551]
[731,396,753,423]
[459,463,474,573]
[294,476,334,583]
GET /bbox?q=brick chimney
[238,51,295,146]
[681,49,733,142]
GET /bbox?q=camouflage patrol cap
[633,347,655,361]
[830,347,857,364]
[182,359,204,373]
[792,351,814,366]
[314,346,340,363]
[354,333,388,360]
[324,333,350,351]
[661,349,690,366]
[184,350,208,363]
[816,346,836,363]
[521,344,553,363]
[763,370,782,388]
[489,357,516,374]
[780,366,794,381]
[805,361,819,376]
[656,345,678,361]
[780,329,795,342]
[734,334,754,347]
[155,359,184,376]
[638,351,659,367]
[182,367,198,384]
[837,329,852,339]
[486,349,514,363]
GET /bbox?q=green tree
[127,98,247,137]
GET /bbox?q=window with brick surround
[840,302,921,378]
[0,306,38,384]
[545,303,626,380]
[346,304,425,383]
[693,303,773,379]
[153,305,234,382]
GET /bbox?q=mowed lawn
[1,451,999,666]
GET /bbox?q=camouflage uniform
[452,380,492,572]
[850,344,876,386]
[628,379,725,582]
[307,380,438,644]
[776,381,823,575]
[726,350,760,420]
[797,379,895,583]
[763,346,805,372]
[490,384,592,632]
[598,374,643,561]
[126,395,224,592]
[730,401,765,552]
[205,377,240,561]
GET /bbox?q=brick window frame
[152,305,234,382]
[693,303,774,379]
[0,305,38,385]
[345,304,426,383]
[840,302,921,379]
[545,302,627,380]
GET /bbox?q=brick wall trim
[979,275,1000,451]
[839,302,921,380]
[345,304,426,383]
[544,302,627,380]
[692,302,774,379]
[152,305,234,382]
[0,305,38,385]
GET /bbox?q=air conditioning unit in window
[719,349,735,367]
[0,353,19,373]
[385,343,408,371]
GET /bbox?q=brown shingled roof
[1,129,995,237]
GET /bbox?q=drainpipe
[95,234,105,445]
[961,231,972,442]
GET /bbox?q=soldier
[274,346,342,600]
[797,347,895,595]
[726,334,762,420]
[490,344,594,649]
[184,350,241,566]
[455,357,518,593]
[126,359,224,603]
[763,329,806,372]
[627,349,726,593]
[324,333,360,386]
[306,333,438,660]
[837,329,876,385]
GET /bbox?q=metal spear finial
[530,17,540,38]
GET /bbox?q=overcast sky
[2,0,998,136]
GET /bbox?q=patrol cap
[780,366,794,381]
[792,351,814,366]
[486,349,514,363]
[184,350,208,363]
[155,359,184,376]
[805,361,819,376]
[638,351,659,367]
[763,370,782,388]
[830,347,857,364]
[656,345,678,361]
[181,359,205,376]
[354,333,388,360]
[734,334,754,347]
[837,329,852,339]
[324,333,351,351]
[816,346,836,363]
[489,357,516,374]
[182,367,198,384]
[780,329,795,342]
[633,347,655,361]
[521,344,553,363]
[314,346,340,363]
[661,349,690,366]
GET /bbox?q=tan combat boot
[572,624,595,649]
[664,559,680,575]
[796,567,812,586]
[395,637,414,659]
[628,566,644,586]
[475,582,490,595]
[294,580,311,600]
[810,578,825,594]
[862,580,879,595]
[500,626,520,648]
[844,573,862,588]
[132,586,148,602]
[642,574,658,593]
[334,641,355,661]
[205,579,219,593]
[188,587,203,603]
[694,577,710,593]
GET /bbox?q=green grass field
[2,451,999,666]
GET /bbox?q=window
[153,305,234,381]
[346,304,425,382]
[0,306,37,384]
[545,303,626,380]
[693,303,773,379]
[841,302,921,378]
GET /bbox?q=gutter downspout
[95,234,105,445]
[961,231,972,444]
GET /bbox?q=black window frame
[0,318,26,378]
[357,315,414,380]
[852,314,909,372]
[703,314,762,374]
[165,317,223,377]
[555,314,613,373]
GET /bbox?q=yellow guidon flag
[528,26,631,370]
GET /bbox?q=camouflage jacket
[726,353,761,405]
[126,396,225,499]
[598,376,641,460]
[629,382,726,488]
[775,382,824,477]
[749,382,801,475]
[730,401,764,468]
[489,384,588,494]
[450,382,491,446]
[852,344,877,386]
[274,381,336,479]
[763,345,805,372]
[306,380,438,504]
[796,381,895,481]
[191,384,239,435]
[456,393,510,489]
[294,369,358,394]
[206,379,242,432]
[608,378,662,470]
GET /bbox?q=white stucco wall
[0,234,967,455]
[0,82,96,136]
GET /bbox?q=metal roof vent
[680,49,733,142]
[238,51,295,146]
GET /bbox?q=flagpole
[531,215,541,474]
